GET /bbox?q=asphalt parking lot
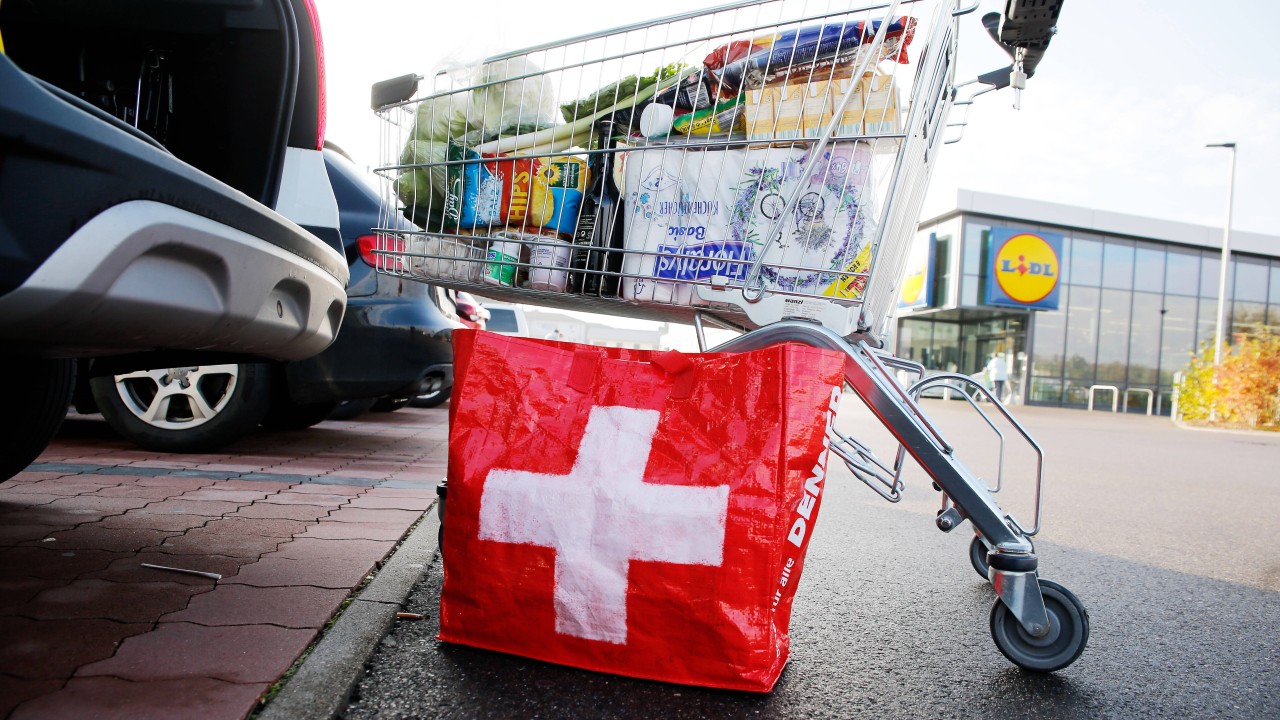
[4,399,1279,719]
[344,400,1280,720]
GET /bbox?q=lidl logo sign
[996,235,1057,302]
[985,228,1062,310]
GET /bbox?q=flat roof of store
[924,191,1280,259]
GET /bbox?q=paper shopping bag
[439,330,846,692]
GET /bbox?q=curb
[257,505,442,720]
[1172,419,1280,438]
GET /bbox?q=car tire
[409,384,451,409]
[91,363,271,453]
[328,397,376,421]
[260,397,340,431]
[2,357,75,480]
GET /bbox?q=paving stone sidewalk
[0,407,449,719]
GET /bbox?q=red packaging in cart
[440,330,846,692]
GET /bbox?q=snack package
[621,142,876,306]
[445,145,588,234]
[742,72,901,141]
[530,156,590,235]
[671,97,746,136]
[705,17,916,93]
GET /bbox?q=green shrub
[1176,330,1280,429]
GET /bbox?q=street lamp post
[1206,142,1237,366]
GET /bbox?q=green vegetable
[476,64,699,157]
[395,57,557,213]
[559,62,685,123]
[395,93,471,213]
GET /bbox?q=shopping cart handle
[998,0,1063,48]
[371,74,422,111]
[982,12,1052,76]
[977,66,1014,89]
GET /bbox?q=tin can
[651,72,718,112]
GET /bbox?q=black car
[0,0,348,476]
[80,145,461,451]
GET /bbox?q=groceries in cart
[385,10,914,311]
[621,141,875,305]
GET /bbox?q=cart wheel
[972,535,1035,581]
[969,535,990,579]
[990,579,1089,672]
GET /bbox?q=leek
[474,66,699,156]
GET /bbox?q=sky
[314,0,1280,236]
[310,0,1280,348]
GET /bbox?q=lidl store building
[892,191,1280,415]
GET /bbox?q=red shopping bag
[440,329,846,692]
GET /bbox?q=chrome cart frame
[372,0,1084,673]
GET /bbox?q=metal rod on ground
[141,563,222,580]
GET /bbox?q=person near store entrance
[986,353,1008,402]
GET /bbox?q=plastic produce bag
[396,55,558,217]
[440,330,847,692]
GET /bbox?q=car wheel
[328,397,376,421]
[370,396,410,413]
[260,397,340,431]
[91,363,271,453]
[409,384,451,408]
[2,357,75,480]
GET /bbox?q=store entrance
[895,310,1030,403]
[966,319,1028,403]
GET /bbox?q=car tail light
[357,234,407,273]
[453,293,484,322]
[302,0,327,150]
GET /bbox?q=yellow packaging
[821,242,873,300]
[671,98,746,136]
[742,72,901,142]
[527,156,589,231]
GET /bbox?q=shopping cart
[370,0,1086,673]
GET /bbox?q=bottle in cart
[568,120,625,297]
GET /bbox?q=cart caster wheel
[969,535,989,579]
[972,535,1036,581]
[990,578,1089,672]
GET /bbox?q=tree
[1176,330,1280,429]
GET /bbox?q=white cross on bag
[478,406,731,645]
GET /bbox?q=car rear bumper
[0,51,348,361]
[283,292,456,403]
[0,200,346,360]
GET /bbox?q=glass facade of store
[895,212,1280,415]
